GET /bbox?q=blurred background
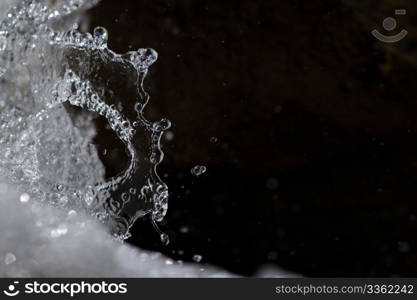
[87,0,417,276]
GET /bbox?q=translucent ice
[0,0,294,278]
[0,179,232,277]
[0,0,169,239]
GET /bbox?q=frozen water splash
[0,0,170,239]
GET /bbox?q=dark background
[88,0,417,276]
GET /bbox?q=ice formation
[0,0,218,277]
[0,0,169,240]
[0,0,292,277]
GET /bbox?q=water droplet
[129,48,158,71]
[58,195,68,205]
[160,233,170,245]
[19,193,30,203]
[4,252,16,265]
[50,224,68,238]
[121,192,130,203]
[0,1,170,242]
[191,165,207,177]
[67,210,77,218]
[84,189,95,206]
[179,226,189,233]
[210,136,218,143]
[398,241,410,253]
[93,26,108,47]
[165,131,174,141]
[152,119,171,132]
[0,36,7,51]
[192,254,202,263]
